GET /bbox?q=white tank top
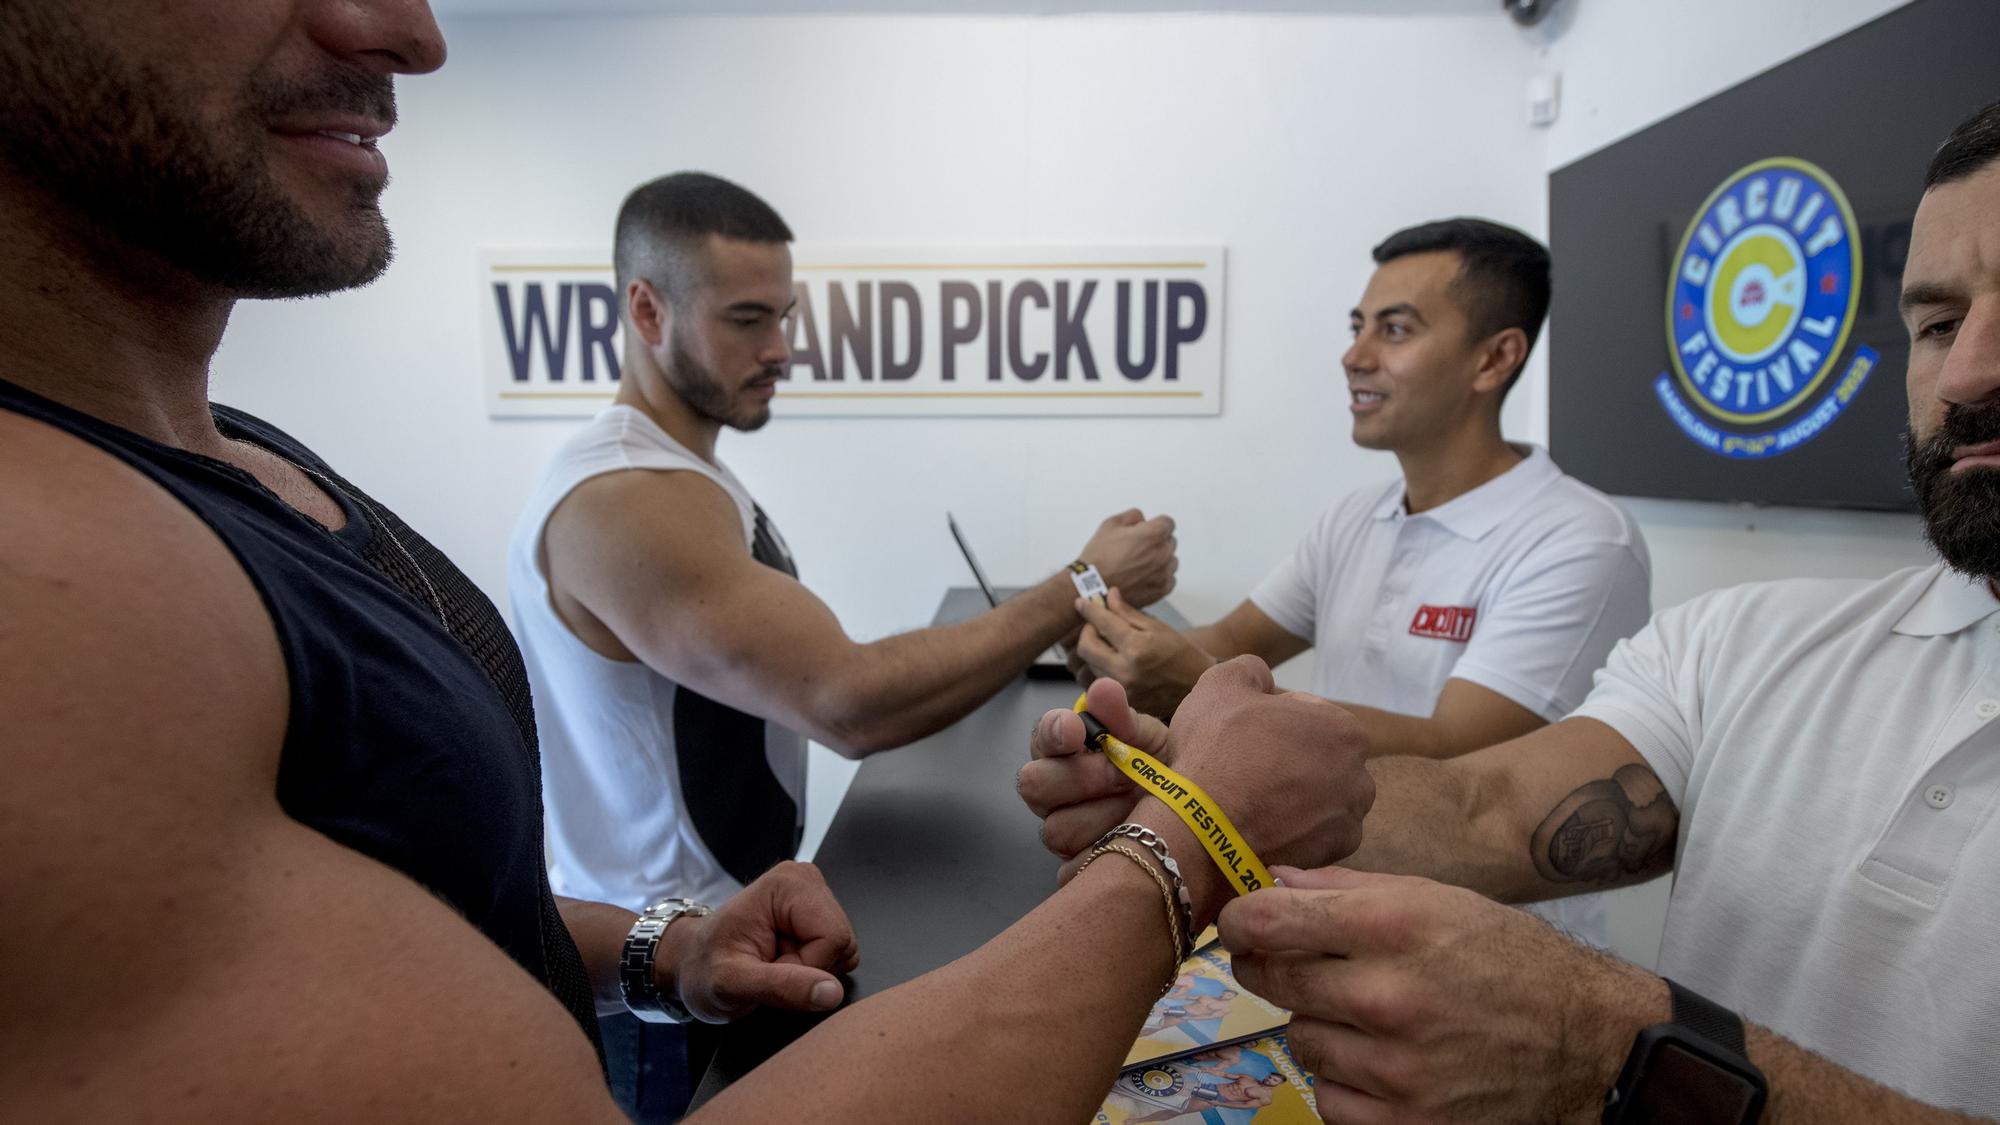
[508,405,806,910]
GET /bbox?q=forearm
[1340,702,1459,760]
[1753,1026,1992,1123]
[1343,756,1543,901]
[692,849,1189,1124]
[1563,958,1987,1125]
[825,574,1081,755]
[557,896,640,1016]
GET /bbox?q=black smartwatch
[1602,978,1768,1124]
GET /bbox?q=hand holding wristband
[1074,696,1274,896]
[621,897,713,1024]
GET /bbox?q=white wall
[208,1,1936,969]
[210,9,1548,865]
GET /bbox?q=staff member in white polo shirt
[1023,100,2000,1121]
[1068,218,1651,947]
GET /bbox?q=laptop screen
[946,512,1001,609]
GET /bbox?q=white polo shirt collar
[1892,564,2000,638]
[1370,444,1560,542]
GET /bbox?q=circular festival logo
[1132,1066,1185,1099]
[1655,157,1877,459]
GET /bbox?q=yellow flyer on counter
[1123,946,1287,1069]
[1097,1036,1317,1125]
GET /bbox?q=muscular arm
[0,419,625,1123]
[1343,716,1679,902]
[695,837,1188,1124]
[546,470,1158,757]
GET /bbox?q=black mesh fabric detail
[215,407,604,1066]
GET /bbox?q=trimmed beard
[664,325,777,433]
[1907,403,2000,581]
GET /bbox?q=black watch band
[1603,979,1766,1124]
[1667,977,1746,1055]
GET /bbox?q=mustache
[1912,403,2000,468]
[250,64,396,128]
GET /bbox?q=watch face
[1636,1041,1761,1124]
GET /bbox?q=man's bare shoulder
[0,408,289,793]
[549,464,751,565]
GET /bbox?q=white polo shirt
[1574,564,2000,1115]
[1251,445,1652,945]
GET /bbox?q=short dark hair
[1926,99,2000,191]
[1371,218,1551,393]
[613,171,793,312]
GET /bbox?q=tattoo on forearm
[1530,764,1679,886]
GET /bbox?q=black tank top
[0,377,601,1057]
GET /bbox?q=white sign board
[482,246,1225,418]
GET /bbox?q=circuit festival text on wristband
[1121,747,1268,894]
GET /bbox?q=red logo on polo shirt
[1409,604,1477,642]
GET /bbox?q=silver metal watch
[620,897,714,1024]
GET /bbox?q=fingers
[1102,586,1155,628]
[1285,1018,1398,1120]
[1076,595,1136,647]
[1029,707,1091,761]
[1040,795,1140,859]
[1267,865,1394,892]
[1073,623,1116,672]
[1217,884,1388,958]
[1230,949,1413,1038]
[1084,675,1169,753]
[767,862,860,971]
[1017,751,1128,815]
[707,959,845,1019]
[1102,508,1144,528]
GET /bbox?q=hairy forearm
[691,853,1186,1124]
[1567,960,1989,1125]
[1754,1027,1992,1124]
[822,574,1080,755]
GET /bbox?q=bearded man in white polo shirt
[1024,101,2000,1122]
[1068,218,1652,948]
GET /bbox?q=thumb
[1270,864,1396,891]
[716,959,846,1016]
[1105,586,1152,628]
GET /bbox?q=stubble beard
[0,4,397,299]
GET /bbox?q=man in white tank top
[508,172,1178,1120]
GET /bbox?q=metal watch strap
[620,898,713,1024]
[1665,977,1748,1055]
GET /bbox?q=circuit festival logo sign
[1655,157,1879,459]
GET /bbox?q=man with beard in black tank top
[0,3,860,1118]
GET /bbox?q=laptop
[947,512,1076,681]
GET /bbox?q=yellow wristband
[1073,696,1273,895]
